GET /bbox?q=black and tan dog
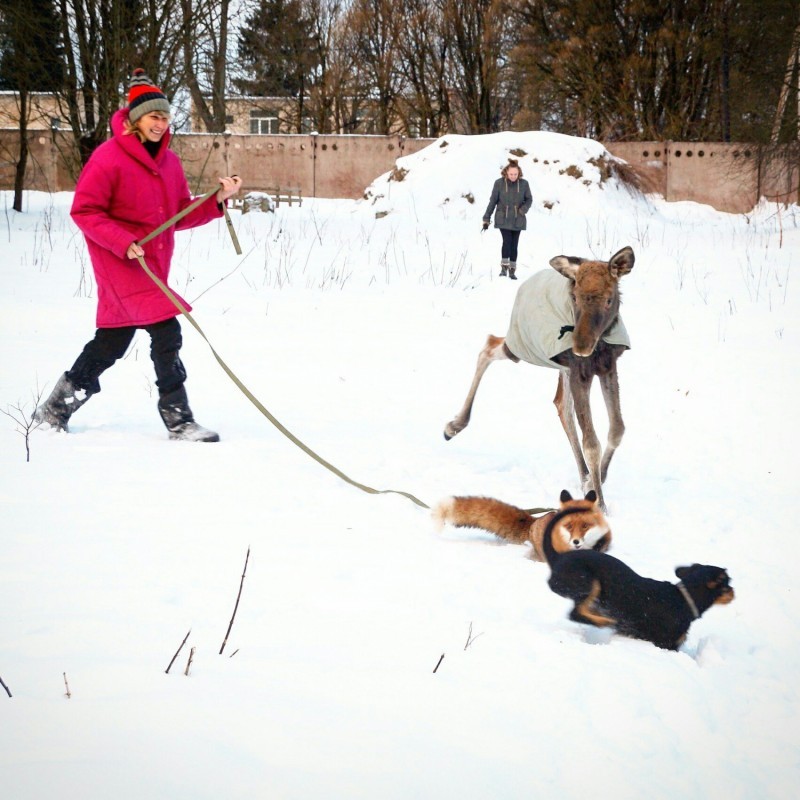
[543,491,735,650]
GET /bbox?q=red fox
[433,489,611,562]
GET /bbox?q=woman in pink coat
[36,70,242,441]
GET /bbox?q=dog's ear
[675,566,691,579]
[584,490,598,504]
[675,563,703,579]
[559,489,573,503]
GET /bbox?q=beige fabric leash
[135,192,430,510]
[138,188,241,254]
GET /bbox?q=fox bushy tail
[433,496,534,543]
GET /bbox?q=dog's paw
[580,626,613,646]
[689,636,725,666]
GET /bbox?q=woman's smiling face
[137,111,170,142]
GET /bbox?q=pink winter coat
[70,108,223,328]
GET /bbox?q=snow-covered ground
[1,131,798,799]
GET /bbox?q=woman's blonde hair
[501,159,523,179]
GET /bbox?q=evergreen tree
[234,0,315,98]
[726,0,799,143]
[511,0,800,142]
[0,0,64,211]
[0,0,64,92]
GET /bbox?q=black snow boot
[500,258,510,277]
[34,372,93,432]
[157,386,219,442]
[508,261,518,280]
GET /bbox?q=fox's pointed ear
[559,489,573,503]
[584,490,598,503]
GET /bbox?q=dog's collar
[676,581,700,619]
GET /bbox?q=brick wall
[170,133,433,198]
[1,130,798,212]
[606,141,799,213]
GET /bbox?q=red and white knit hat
[127,68,170,123]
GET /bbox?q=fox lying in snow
[433,489,611,562]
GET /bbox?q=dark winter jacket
[483,177,533,231]
[70,108,223,328]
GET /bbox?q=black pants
[67,317,186,397]
[500,229,522,262]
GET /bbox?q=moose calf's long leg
[568,370,605,508]
[553,372,590,488]
[444,335,509,440]
[598,367,625,485]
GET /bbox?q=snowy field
[1,131,798,798]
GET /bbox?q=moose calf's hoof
[443,422,461,440]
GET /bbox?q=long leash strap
[138,189,218,246]
[139,188,241,255]
[135,198,430,509]
[223,206,242,255]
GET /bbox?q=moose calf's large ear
[549,255,582,280]
[609,246,635,276]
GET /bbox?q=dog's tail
[542,490,599,565]
[432,496,533,544]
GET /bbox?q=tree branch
[219,546,250,655]
[165,628,192,674]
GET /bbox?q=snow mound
[362,130,642,221]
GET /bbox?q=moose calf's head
[549,246,635,358]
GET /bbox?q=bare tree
[57,0,186,165]
[347,0,403,134]
[394,0,451,136]
[1,388,45,463]
[181,0,232,132]
[303,0,354,134]
[443,0,515,134]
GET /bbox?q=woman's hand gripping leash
[217,174,243,204]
